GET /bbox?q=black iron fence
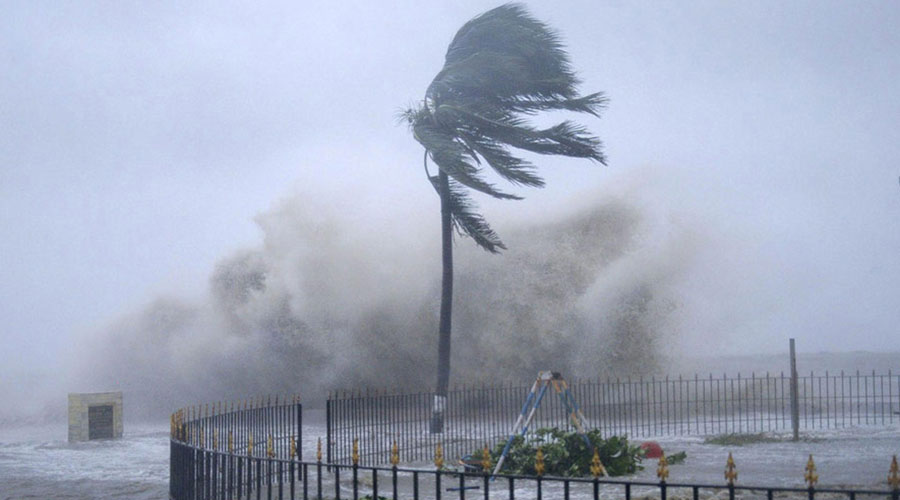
[327,370,900,466]
[170,396,302,499]
[171,428,900,500]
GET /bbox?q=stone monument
[68,392,123,442]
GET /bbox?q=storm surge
[75,191,699,419]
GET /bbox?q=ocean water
[0,423,169,499]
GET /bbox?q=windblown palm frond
[428,175,506,253]
[405,2,606,252]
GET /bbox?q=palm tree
[402,3,607,433]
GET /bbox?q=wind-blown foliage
[403,2,607,252]
[480,428,645,477]
[472,428,686,477]
[403,4,607,432]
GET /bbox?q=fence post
[326,396,332,465]
[297,401,303,462]
[790,339,799,441]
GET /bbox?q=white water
[0,423,169,499]
[0,418,329,499]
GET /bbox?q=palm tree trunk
[430,169,453,433]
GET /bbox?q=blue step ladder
[491,371,594,478]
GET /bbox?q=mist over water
[61,184,698,419]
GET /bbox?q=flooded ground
[1,418,897,499]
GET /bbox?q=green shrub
[478,427,648,477]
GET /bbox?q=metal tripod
[491,371,591,477]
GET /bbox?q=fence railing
[327,370,899,466]
[171,427,900,500]
[170,396,302,498]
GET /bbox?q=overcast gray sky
[2,1,899,379]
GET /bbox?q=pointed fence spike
[804,454,818,488]
[434,442,444,470]
[725,452,737,485]
[535,447,545,476]
[888,455,899,490]
[481,444,492,473]
[657,453,669,483]
[390,440,400,467]
[591,448,606,478]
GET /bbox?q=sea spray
[74,191,698,418]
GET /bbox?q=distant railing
[327,370,900,466]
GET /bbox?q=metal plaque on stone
[88,404,115,439]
